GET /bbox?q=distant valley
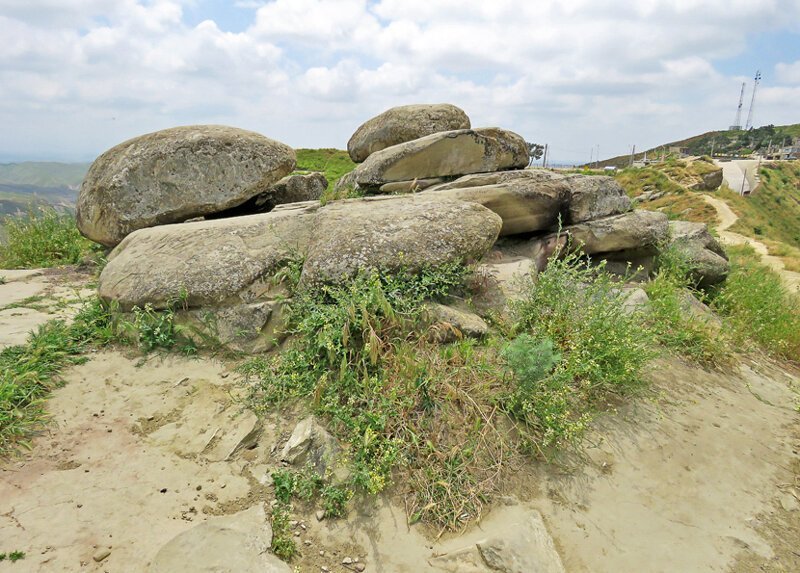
[0,161,89,214]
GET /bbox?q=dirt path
[1,272,799,572]
[703,194,800,293]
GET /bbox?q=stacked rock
[83,105,729,353]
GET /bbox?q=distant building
[762,137,800,161]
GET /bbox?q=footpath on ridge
[703,194,800,293]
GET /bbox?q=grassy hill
[598,123,800,168]
[295,148,355,188]
[0,162,90,188]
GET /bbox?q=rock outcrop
[208,171,328,219]
[421,170,569,236]
[550,210,669,255]
[562,175,632,223]
[347,103,470,163]
[668,220,729,286]
[77,125,296,246]
[299,197,502,285]
[337,128,529,193]
[148,505,291,573]
[91,106,730,353]
[98,205,316,310]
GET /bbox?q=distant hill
[0,161,90,189]
[597,123,800,168]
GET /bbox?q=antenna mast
[729,82,745,130]
[744,70,760,130]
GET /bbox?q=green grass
[709,245,800,361]
[241,251,658,531]
[0,298,117,456]
[508,252,656,449]
[295,149,356,190]
[613,164,718,224]
[0,208,95,269]
[642,247,729,366]
[0,550,26,562]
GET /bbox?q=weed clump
[643,245,729,366]
[0,208,94,269]
[508,251,655,449]
[710,245,800,361]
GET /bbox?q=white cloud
[776,60,800,84]
[1,0,799,162]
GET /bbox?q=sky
[1,0,799,165]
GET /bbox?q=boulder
[562,175,632,223]
[98,203,318,310]
[336,128,529,192]
[429,509,565,573]
[668,221,729,287]
[550,210,669,256]
[77,125,296,246]
[421,170,569,236]
[178,301,289,354]
[208,172,328,218]
[99,196,500,341]
[148,505,291,573]
[281,416,340,475]
[347,104,470,162]
[691,168,723,191]
[299,197,502,285]
[426,303,489,342]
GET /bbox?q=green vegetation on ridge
[0,209,95,268]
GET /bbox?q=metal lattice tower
[729,82,745,130]
[744,70,761,130]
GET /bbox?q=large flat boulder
[99,196,501,336]
[421,170,570,236]
[337,128,529,192]
[77,125,296,247]
[148,505,291,573]
[300,197,502,285]
[347,103,470,163]
[549,210,669,255]
[98,204,317,310]
[668,220,729,286]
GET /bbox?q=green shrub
[643,246,729,366]
[0,208,93,269]
[509,251,654,448]
[710,245,800,360]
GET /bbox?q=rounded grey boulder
[347,103,470,163]
[77,125,296,246]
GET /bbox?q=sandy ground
[704,194,800,293]
[1,271,799,572]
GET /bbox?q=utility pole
[542,144,548,168]
[589,147,593,167]
[596,144,600,168]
